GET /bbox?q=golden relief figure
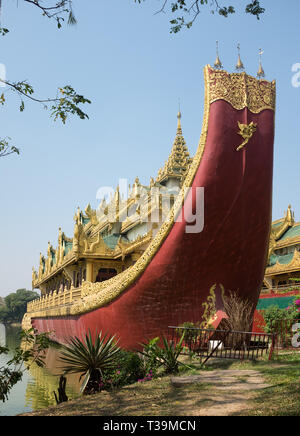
[236,121,257,151]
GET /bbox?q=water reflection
[0,324,81,415]
[25,345,81,411]
[0,323,5,346]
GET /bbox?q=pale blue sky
[0,0,299,296]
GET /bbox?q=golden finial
[114,185,120,203]
[235,43,245,71]
[177,101,182,134]
[214,41,223,70]
[286,204,294,225]
[134,176,140,188]
[257,48,265,78]
[58,227,62,244]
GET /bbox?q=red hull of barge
[31,67,275,349]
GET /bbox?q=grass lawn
[240,351,300,416]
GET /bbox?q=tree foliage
[0,289,39,324]
[263,302,300,334]
[0,0,90,158]
[0,328,51,402]
[0,137,19,158]
[135,0,265,33]
[21,0,77,29]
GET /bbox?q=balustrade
[27,285,83,313]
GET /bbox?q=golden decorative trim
[275,236,300,249]
[236,121,257,151]
[199,284,217,329]
[208,67,276,113]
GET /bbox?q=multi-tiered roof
[32,112,193,294]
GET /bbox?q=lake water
[0,323,81,416]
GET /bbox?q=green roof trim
[257,296,297,310]
[64,241,73,255]
[269,252,294,266]
[51,250,56,266]
[279,224,300,241]
[102,234,129,250]
[82,217,90,226]
[102,234,120,250]
[272,221,284,229]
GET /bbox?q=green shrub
[175,322,200,344]
[138,337,162,377]
[101,350,145,390]
[263,304,300,334]
[140,334,188,374]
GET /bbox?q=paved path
[170,369,270,415]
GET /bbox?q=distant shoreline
[0,322,22,327]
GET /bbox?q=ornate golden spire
[156,111,193,185]
[177,109,182,135]
[214,41,223,70]
[235,43,245,71]
[257,48,265,78]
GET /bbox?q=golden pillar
[86,261,94,282]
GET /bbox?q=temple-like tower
[156,111,192,187]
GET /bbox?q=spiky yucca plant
[59,330,121,394]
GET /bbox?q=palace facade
[32,122,300,297]
[264,205,300,290]
[32,112,192,296]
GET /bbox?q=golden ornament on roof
[235,43,245,71]
[214,41,223,70]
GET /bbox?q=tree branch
[136,1,265,33]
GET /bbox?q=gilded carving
[236,121,257,151]
[208,66,276,113]
[199,284,217,329]
[85,203,99,226]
